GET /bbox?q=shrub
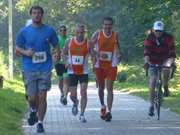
[117,71,127,82]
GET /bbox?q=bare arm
[62,39,70,68]
[88,40,95,63]
[52,44,61,64]
[91,31,99,45]
[90,31,99,64]
[15,46,33,57]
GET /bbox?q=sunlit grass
[0,78,26,135]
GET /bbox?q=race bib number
[32,52,47,63]
[99,51,112,61]
[72,56,84,65]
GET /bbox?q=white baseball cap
[153,21,164,31]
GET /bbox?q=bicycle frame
[149,64,162,120]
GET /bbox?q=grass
[0,77,26,135]
[114,57,180,114]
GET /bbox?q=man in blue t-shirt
[15,6,60,133]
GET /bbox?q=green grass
[114,57,180,114]
[0,78,26,135]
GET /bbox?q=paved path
[23,83,180,135]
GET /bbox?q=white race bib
[72,55,84,65]
[99,51,112,61]
[32,52,47,63]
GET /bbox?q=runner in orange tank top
[63,23,92,123]
[91,17,121,122]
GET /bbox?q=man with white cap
[144,21,176,116]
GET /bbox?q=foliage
[0,78,26,135]
[0,51,8,77]
[117,71,127,82]
[1,0,180,57]
[0,0,8,22]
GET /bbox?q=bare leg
[106,80,114,112]
[63,77,69,98]
[162,68,170,96]
[59,79,64,96]
[69,86,78,104]
[37,91,47,121]
[28,94,38,111]
[148,76,156,107]
[80,83,88,114]
[98,79,105,106]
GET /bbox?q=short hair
[29,6,44,15]
[103,16,114,24]
[60,25,67,30]
[75,23,85,30]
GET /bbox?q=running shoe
[37,123,45,133]
[105,112,112,122]
[100,105,106,120]
[72,100,79,116]
[62,96,67,105]
[79,114,87,123]
[148,106,154,116]
[28,111,38,126]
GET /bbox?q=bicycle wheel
[155,81,162,120]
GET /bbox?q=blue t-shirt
[16,24,58,72]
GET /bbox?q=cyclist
[63,23,92,122]
[144,21,176,116]
[91,17,121,122]
[54,25,69,105]
[16,6,60,133]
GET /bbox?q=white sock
[30,108,36,112]
[38,120,43,124]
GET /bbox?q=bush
[117,71,127,82]
[0,51,8,78]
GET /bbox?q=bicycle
[146,64,163,120]
[153,64,163,120]
[145,62,176,120]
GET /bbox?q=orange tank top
[69,37,88,75]
[98,30,116,68]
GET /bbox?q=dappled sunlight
[117,63,130,72]
[3,79,25,94]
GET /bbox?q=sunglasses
[60,29,66,32]
[155,30,163,32]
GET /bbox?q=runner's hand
[65,63,72,70]
[143,63,149,71]
[143,63,149,77]
[117,55,121,64]
[53,52,60,64]
[25,49,34,57]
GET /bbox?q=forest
[1,0,180,68]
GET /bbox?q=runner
[15,6,60,133]
[63,23,92,122]
[91,17,121,122]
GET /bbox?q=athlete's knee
[80,88,86,95]
[28,94,38,102]
[107,89,113,95]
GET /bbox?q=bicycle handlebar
[145,63,176,78]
